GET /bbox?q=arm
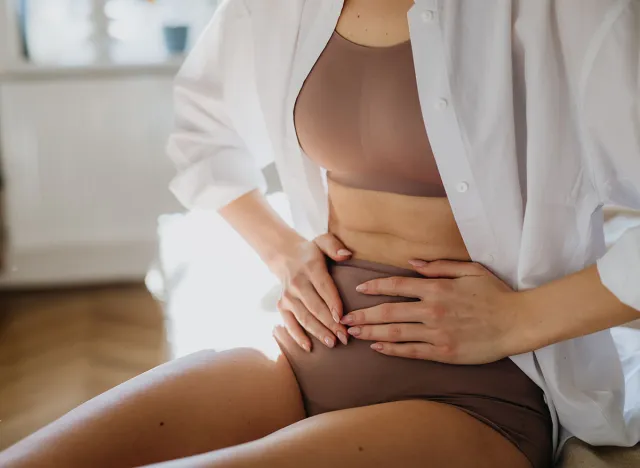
[167,4,350,351]
[514,2,640,352]
[515,0,640,353]
[167,1,268,212]
[339,256,638,364]
[342,3,640,364]
[218,190,302,268]
[221,190,352,350]
[515,263,638,353]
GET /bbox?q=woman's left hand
[341,260,526,365]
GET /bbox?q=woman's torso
[171,0,640,448]
[295,1,470,268]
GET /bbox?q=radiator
[0,74,181,286]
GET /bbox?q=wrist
[502,290,545,355]
[511,266,639,352]
[261,229,306,276]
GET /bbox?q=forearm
[515,264,639,352]
[218,190,304,269]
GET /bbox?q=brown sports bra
[294,31,446,198]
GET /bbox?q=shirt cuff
[597,225,640,311]
[169,151,267,211]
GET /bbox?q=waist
[327,177,470,269]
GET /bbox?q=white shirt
[167,0,640,456]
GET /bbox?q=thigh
[0,348,305,468]
[161,400,534,468]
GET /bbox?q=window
[18,0,218,66]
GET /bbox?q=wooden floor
[0,284,169,450]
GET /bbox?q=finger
[355,276,436,298]
[297,282,348,344]
[309,267,343,323]
[314,233,352,262]
[288,297,338,348]
[348,323,427,343]
[370,342,441,361]
[408,259,488,278]
[341,302,422,326]
[281,311,311,352]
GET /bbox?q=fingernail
[337,249,352,256]
[356,283,367,293]
[324,337,335,348]
[347,327,361,337]
[409,259,428,267]
[337,331,348,345]
[331,308,341,323]
[371,343,383,351]
[341,315,354,325]
[302,342,311,352]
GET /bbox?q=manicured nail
[337,249,352,256]
[337,331,348,345]
[341,315,354,325]
[347,327,361,337]
[356,283,367,293]
[324,337,335,348]
[409,259,428,267]
[371,343,383,351]
[331,308,341,323]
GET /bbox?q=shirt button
[435,98,448,111]
[456,181,469,193]
[421,10,436,23]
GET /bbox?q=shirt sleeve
[585,1,640,311]
[167,0,267,211]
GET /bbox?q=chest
[250,1,601,280]
[335,0,413,47]
[293,31,444,196]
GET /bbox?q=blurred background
[0,0,639,455]
[0,0,288,450]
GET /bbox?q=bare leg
[0,348,305,468]
[146,400,533,468]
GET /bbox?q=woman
[1,1,639,467]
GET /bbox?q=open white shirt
[167,0,640,456]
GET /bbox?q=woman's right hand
[269,233,352,352]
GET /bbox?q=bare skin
[337,0,415,46]
[0,1,535,467]
[0,345,529,468]
[144,399,528,468]
[0,349,305,467]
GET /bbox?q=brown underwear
[276,258,553,468]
